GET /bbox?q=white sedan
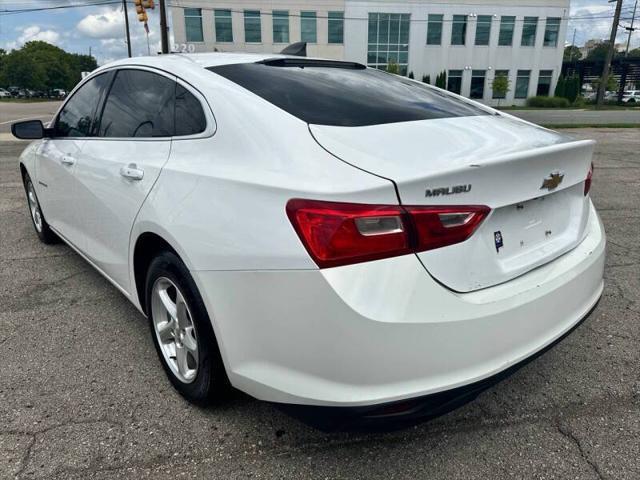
[12,54,605,430]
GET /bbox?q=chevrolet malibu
[12,54,605,430]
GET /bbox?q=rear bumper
[192,201,605,409]
[278,298,599,432]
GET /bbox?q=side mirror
[11,120,49,140]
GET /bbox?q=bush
[526,96,571,108]
[422,74,430,84]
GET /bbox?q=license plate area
[488,184,587,271]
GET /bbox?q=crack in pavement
[556,422,605,480]
[10,418,125,480]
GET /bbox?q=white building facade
[171,0,570,106]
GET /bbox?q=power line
[0,0,120,15]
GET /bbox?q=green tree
[565,75,581,103]
[66,52,98,87]
[585,41,621,62]
[408,71,414,79]
[0,49,6,87]
[491,73,510,106]
[422,74,430,84]
[0,41,97,92]
[554,75,566,98]
[592,74,618,92]
[627,47,640,58]
[3,49,46,90]
[435,70,447,89]
[563,45,582,61]
[21,41,72,90]
[386,60,400,74]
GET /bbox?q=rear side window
[208,61,489,127]
[175,84,206,136]
[98,69,175,137]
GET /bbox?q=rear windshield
[208,61,489,127]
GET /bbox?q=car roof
[99,52,289,71]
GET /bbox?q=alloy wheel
[26,180,43,233]
[151,277,199,383]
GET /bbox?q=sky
[0,0,639,65]
[0,0,175,64]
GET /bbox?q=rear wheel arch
[133,232,183,315]
[19,162,28,181]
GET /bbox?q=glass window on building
[537,70,553,96]
[544,17,561,47]
[214,9,233,42]
[367,13,410,75]
[184,8,203,42]
[427,14,443,45]
[301,11,317,43]
[328,11,344,44]
[470,70,486,99]
[492,70,509,99]
[475,15,492,46]
[273,10,289,43]
[515,70,531,99]
[244,10,261,43]
[521,17,538,46]
[451,15,467,45]
[447,70,463,94]
[498,16,515,46]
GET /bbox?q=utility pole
[159,0,169,54]
[571,28,577,62]
[122,0,132,58]
[597,0,623,107]
[625,0,638,56]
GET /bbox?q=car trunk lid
[310,115,595,292]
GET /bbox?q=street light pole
[122,0,132,58]
[159,0,169,54]
[625,0,638,56]
[596,0,623,107]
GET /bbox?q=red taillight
[286,199,490,268]
[584,162,594,196]
[407,206,491,252]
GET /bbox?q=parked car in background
[12,54,606,430]
[51,88,66,99]
[8,86,20,97]
[0,88,11,98]
[621,90,639,103]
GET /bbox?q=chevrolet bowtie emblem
[540,172,564,191]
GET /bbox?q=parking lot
[0,128,638,479]
[0,101,61,136]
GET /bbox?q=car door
[73,68,177,293]
[35,72,113,248]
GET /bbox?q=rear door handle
[120,163,144,181]
[61,155,76,166]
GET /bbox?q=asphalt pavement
[0,101,61,135]
[0,128,638,479]
[508,108,640,125]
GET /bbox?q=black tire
[145,251,230,404]
[22,172,59,244]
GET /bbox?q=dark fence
[562,58,640,100]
